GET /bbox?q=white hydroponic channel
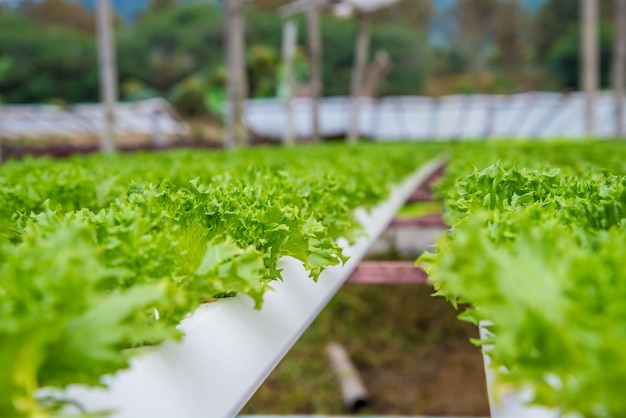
[60,158,444,417]
[480,323,566,418]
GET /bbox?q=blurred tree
[0,56,13,103]
[204,67,227,120]
[244,9,283,50]
[532,0,613,61]
[532,0,579,61]
[495,0,529,72]
[168,73,209,115]
[0,1,430,105]
[247,44,280,97]
[316,16,427,96]
[245,0,430,95]
[455,0,497,74]
[19,0,97,33]
[0,12,98,103]
[429,47,465,76]
[370,0,432,32]
[547,23,613,90]
[147,0,178,14]
[247,0,289,11]
[117,3,225,92]
[370,22,428,95]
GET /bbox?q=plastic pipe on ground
[326,342,369,412]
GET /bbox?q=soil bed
[241,284,490,416]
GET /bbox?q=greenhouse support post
[307,0,322,142]
[282,19,297,146]
[614,0,626,138]
[348,14,370,144]
[581,0,598,136]
[225,0,248,147]
[96,0,117,153]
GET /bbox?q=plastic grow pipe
[64,158,445,418]
[479,322,561,418]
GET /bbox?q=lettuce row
[0,142,442,417]
[421,141,626,418]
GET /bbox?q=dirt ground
[240,284,490,416]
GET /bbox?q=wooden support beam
[582,0,599,136]
[225,0,248,147]
[307,0,322,142]
[348,14,370,144]
[406,187,434,203]
[389,213,447,229]
[96,0,117,153]
[614,0,626,137]
[282,19,297,146]
[346,261,429,285]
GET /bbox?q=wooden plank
[346,261,429,285]
[582,0,599,136]
[406,187,434,203]
[307,0,322,142]
[614,0,626,137]
[225,0,248,147]
[281,19,297,146]
[96,0,117,153]
[389,213,447,229]
[348,14,370,143]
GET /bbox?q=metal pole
[282,19,297,146]
[582,0,599,137]
[307,0,322,142]
[484,95,495,138]
[96,0,117,153]
[348,14,370,144]
[225,0,248,147]
[614,0,626,137]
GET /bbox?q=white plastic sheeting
[332,0,402,17]
[245,92,626,140]
[0,98,188,141]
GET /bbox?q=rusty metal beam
[406,187,434,203]
[346,261,429,285]
[389,213,447,229]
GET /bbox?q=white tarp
[0,98,189,142]
[245,92,626,140]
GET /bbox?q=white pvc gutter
[479,324,562,418]
[62,158,445,418]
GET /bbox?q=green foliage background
[0,0,619,114]
[0,2,428,112]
